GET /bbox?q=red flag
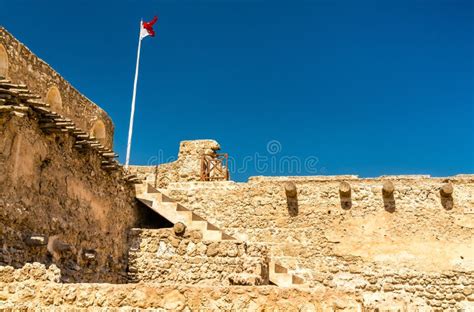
[140,16,158,39]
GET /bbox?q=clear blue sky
[2,0,473,181]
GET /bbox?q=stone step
[174,210,193,224]
[139,192,162,202]
[43,128,69,133]
[9,88,30,93]
[202,229,222,241]
[0,105,14,113]
[26,99,50,107]
[2,79,124,177]
[32,106,51,114]
[136,183,236,242]
[0,82,26,89]
[268,261,308,288]
[0,93,12,99]
[0,87,19,96]
[186,220,208,232]
[101,152,118,158]
[18,93,41,99]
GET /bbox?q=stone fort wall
[127,228,268,286]
[0,28,142,283]
[160,176,474,310]
[0,111,139,283]
[0,264,431,311]
[1,25,473,310]
[0,27,114,148]
[131,140,474,310]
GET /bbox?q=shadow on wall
[0,44,8,78]
[287,197,298,217]
[284,182,299,216]
[383,193,396,212]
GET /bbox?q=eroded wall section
[0,112,138,282]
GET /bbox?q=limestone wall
[0,111,138,282]
[129,139,221,187]
[128,228,268,286]
[159,175,474,310]
[0,27,114,148]
[0,263,440,311]
[0,263,61,284]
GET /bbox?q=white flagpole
[125,20,143,169]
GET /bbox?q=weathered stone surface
[0,268,431,310]
[141,164,474,310]
[127,228,267,285]
[162,289,186,310]
[0,114,137,283]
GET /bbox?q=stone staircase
[135,183,308,288]
[0,77,140,183]
[269,261,307,288]
[135,184,235,241]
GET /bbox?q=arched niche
[45,86,62,112]
[90,120,107,145]
[0,44,8,78]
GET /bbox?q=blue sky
[2,0,473,181]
